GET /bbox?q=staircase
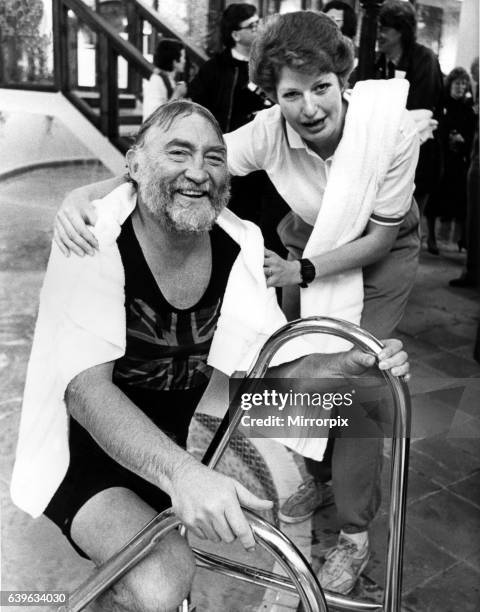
[0,0,208,156]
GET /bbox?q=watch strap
[298,258,316,288]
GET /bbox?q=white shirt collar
[284,119,334,162]
[231,48,249,62]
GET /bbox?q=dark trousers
[306,203,420,532]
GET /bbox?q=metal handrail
[202,316,411,611]
[61,509,327,612]
[126,0,208,65]
[60,317,411,612]
[61,0,154,79]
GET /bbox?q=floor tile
[367,514,456,595]
[407,489,480,561]
[419,325,476,351]
[403,561,480,612]
[410,436,480,486]
[447,472,480,509]
[422,351,480,378]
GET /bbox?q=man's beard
[138,172,230,234]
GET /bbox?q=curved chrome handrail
[60,317,411,612]
[61,508,327,612]
[202,316,411,612]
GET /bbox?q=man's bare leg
[71,487,195,612]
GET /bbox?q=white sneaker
[317,532,370,595]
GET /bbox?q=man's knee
[109,533,195,612]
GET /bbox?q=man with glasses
[189,3,269,133]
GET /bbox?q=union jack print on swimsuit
[114,297,221,391]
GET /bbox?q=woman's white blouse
[224,104,419,227]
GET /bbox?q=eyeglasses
[237,21,259,31]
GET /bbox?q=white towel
[264,80,410,460]
[208,208,313,374]
[10,184,135,517]
[300,79,410,354]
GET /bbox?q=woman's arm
[265,221,399,287]
[54,175,126,256]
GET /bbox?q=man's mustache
[170,181,213,196]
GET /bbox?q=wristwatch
[298,258,316,288]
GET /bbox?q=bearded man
[11,101,409,612]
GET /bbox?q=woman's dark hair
[221,3,257,49]
[323,0,358,39]
[445,66,472,99]
[379,0,417,51]
[153,38,184,72]
[250,11,354,101]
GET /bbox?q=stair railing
[53,0,153,151]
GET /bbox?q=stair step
[118,113,142,125]
[77,90,138,109]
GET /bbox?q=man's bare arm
[197,339,409,418]
[66,361,272,548]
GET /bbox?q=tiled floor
[1,165,479,611]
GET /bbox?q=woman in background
[142,38,187,120]
[430,67,475,251]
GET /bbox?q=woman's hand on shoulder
[263,249,302,288]
[54,176,126,257]
[54,188,99,257]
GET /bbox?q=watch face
[300,259,316,285]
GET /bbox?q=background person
[189,2,287,253]
[142,38,187,120]
[188,3,269,133]
[450,57,480,288]
[323,0,358,40]
[431,67,475,252]
[375,0,443,255]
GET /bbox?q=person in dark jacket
[375,0,444,254]
[450,57,479,287]
[188,3,271,133]
[323,0,358,40]
[433,67,475,250]
[188,3,287,251]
